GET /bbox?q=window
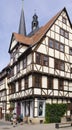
[18,80,21,91]
[23,58,27,69]
[70,68,72,73]
[11,68,14,77]
[25,77,28,89]
[48,77,53,89]
[43,55,48,66]
[55,59,59,69]
[49,39,54,48]
[11,83,15,94]
[59,79,64,90]
[55,59,64,71]
[65,31,69,39]
[36,53,42,64]
[60,44,64,52]
[69,48,72,55]
[60,28,69,39]
[49,38,64,53]
[60,28,64,36]
[38,101,44,116]
[34,74,41,88]
[55,41,59,50]
[17,63,20,73]
[60,60,64,71]
[62,17,66,24]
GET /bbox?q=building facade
[0,6,72,123]
[0,67,10,119]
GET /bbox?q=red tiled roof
[10,7,71,51]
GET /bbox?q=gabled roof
[9,7,72,53]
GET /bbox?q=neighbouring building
[0,66,10,119]
[0,4,72,123]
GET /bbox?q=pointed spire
[18,0,26,35]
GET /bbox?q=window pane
[43,55,48,66]
[62,17,66,24]
[23,58,26,68]
[48,77,53,89]
[55,41,59,50]
[60,44,64,52]
[38,102,43,116]
[65,31,69,39]
[49,39,54,48]
[60,61,64,71]
[35,75,41,88]
[69,48,72,55]
[60,29,64,36]
[55,59,59,69]
[36,53,41,64]
[59,80,63,90]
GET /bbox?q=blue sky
[0,0,72,71]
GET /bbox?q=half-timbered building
[1,6,72,123]
[0,66,10,119]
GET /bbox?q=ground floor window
[38,100,45,117]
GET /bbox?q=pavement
[0,120,72,130]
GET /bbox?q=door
[17,102,21,116]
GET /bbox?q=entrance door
[17,102,21,116]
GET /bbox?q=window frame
[43,55,49,66]
[48,77,53,89]
[34,74,42,88]
[62,17,67,24]
[49,38,54,48]
[58,79,64,90]
[23,58,27,69]
[36,52,42,65]
[60,28,69,39]
[55,59,65,71]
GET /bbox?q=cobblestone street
[0,120,72,130]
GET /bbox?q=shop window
[38,101,44,116]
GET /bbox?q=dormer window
[62,17,66,24]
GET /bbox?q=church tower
[32,13,39,31]
[18,0,26,35]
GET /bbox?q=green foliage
[5,113,13,121]
[45,103,67,123]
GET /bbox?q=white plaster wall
[28,75,32,88]
[42,76,47,88]
[34,88,41,95]
[55,33,59,41]
[49,48,54,57]
[55,25,59,33]
[50,31,54,39]
[60,53,64,60]
[11,40,17,50]
[19,46,28,54]
[21,79,24,90]
[54,78,58,89]
[27,54,32,65]
[49,57,54,68]
[65,46,69,54]
[16,82,18,92]
[37,44,47,55]
[55,50,59,59]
